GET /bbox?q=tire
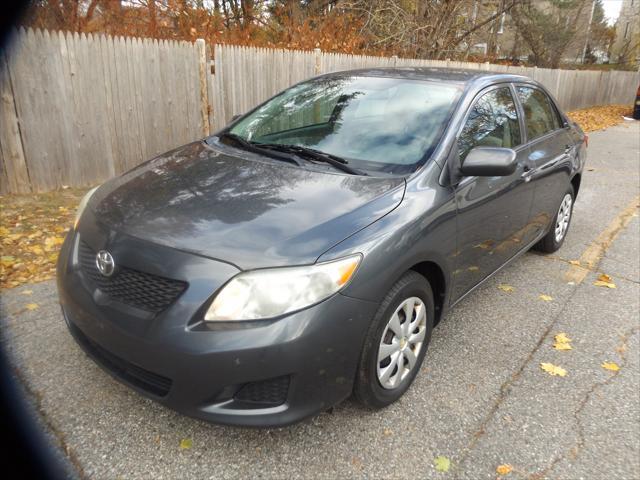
[353,270,435,409]
[534,185,575,254]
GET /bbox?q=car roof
[322,67,530,87]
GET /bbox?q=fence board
[0,52,29,194]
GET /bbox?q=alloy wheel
[376,296,427,390]
[554,194,573,243]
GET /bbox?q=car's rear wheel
[534,185,575,253]
[353,271,434,408]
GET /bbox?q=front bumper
[57,229,377,427]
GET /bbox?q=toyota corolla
[57,68,586,427]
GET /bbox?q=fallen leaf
[0,256,16,267]
[540,362,567,377]
[467,265,479,272]
[569,260,581,266]
[601,361,620,372]
[553,332,573,350]
[496,464,513,475]
[434,456,450,472]
[539,294,553,302]
[20,290,33,295]
[25,303,39,311]
[598,273,613,282]
[555,333,572,344]
[44,236,65,248]
[383,427,393,436]
[179,438,192,449]
[498,284,514,292]
[474,240,493,250]
[594,273,616,288]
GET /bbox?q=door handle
[521,165,533,182]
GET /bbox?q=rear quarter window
[516,86,561,140]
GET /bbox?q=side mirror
[459,147,517,177]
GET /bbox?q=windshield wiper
[217,133,302,167]
[254,143,366,176]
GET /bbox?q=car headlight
[205,254,362,321]
[74,186,99,229]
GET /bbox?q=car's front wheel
[534,185,575,254]
[354,271,434,408]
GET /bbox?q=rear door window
[516,86,561,140]
[458,86,521,161]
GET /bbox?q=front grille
[68,319,172,397]
[78,241,187,313]
[234,376,290,406]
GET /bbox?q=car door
[451,84,536,301]
[514,85,575,238]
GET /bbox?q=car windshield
[227,76,461,175]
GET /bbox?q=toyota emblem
[95,250,115,277]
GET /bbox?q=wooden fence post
[196,39,210,136]
[314,48,322,75]
[205,43,215,133]
[392,55,398,67]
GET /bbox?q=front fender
[318,163,457,306]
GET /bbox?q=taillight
[584,133,589,148]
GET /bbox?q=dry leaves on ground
[540,362,567,377]
[0,189,88,289]
[553,332,573,351]
[498,284,515,292]
[602,361,620,372]
[566,104,633,133]
[433,456,451,472]
[594,273,616,289]
[496,464,513,475]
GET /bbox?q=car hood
[90,141,405,270]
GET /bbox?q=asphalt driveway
[1,122,639,480]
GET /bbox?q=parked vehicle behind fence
[57,68,586,427]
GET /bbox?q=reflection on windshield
[229,76,461,175]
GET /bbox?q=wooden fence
[1,28,639,193]
[210,45,640,130]
[0,28,206,194]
